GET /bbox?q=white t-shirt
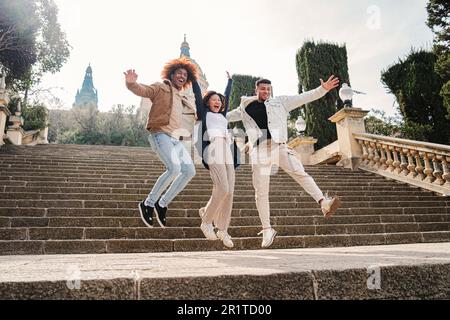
[206,112,229,141]
[205,112,234,165]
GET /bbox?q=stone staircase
[0,144,449,256]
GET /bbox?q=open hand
[226,71,231,80]
[320,75,339,91]
[124,69,138,84]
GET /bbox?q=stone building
[73,64,98,109]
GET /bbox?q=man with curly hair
[124,57,199,228]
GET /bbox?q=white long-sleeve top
[206,112,230,141]
[205,112,234,165]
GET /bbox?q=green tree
[295,41,350,149]
[364,109,402,137]
[0,0,38,81]
[22,101,48,130]
[100,104,147,146]
[71,104,106,145]
[48,105,149,147]
[228,74,260,130]
[426,0,450,117]
[381,49,449,144]
[6,97,48,131]
[0,0,70,101]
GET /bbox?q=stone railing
[0,106,11,146]
[0,73,49,147]
[355,133,450,196]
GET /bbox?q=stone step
[0,192,444,203]
[3,214,448,228]
[1,243,448,300]
[1,164,375,173]
[0,166,396,178]
[0,231,449,255]
[0,174,386,185]
[0,175,391,185]
[0,199,447,209]
[6,206,449,218]
[1,222,449,242]
[1,181,419,192]
[0,173,399,182]
[0,158,359,168]
[0,165,376,174]
[1,144,448,258]
[2,186,433,197]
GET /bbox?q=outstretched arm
[282,75,340,112]
[222,71,233,116]
[124,69,159,99]
[192,79,206,120]
[226,107,242,122]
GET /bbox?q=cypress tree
[295,41,350,149]
[381,49,449,144]
[228,74,260,129]
[426,0,450,118]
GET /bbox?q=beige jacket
[126,80,196,135]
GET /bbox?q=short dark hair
[255,78,271,88]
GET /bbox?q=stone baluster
[407,150,417,179]
[378,143,387,170]
[385,145,395,172]
[367,142,375,167]
[414,151,425,181]
[400,149,410,176]
[422,152,435,183]
[432,155,445,186]
[359,140,369,165]
[442,157,450,188]
[392,147,402,174]
[372,143,381,169]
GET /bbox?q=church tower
[180,34,209,95]
[73,64,98,109]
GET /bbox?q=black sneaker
[138,201,154,228]
[154,198,167,228]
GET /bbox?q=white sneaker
[217,230,234,248]
[200,222,218,240]
[258,228,277,248]
[321,195,341,218]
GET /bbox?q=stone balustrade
[0,72,49,147]
[355,133,450,196]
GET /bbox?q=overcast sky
[41,0,434,116]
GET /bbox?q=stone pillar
[6,114,24,145]
[0,106,11,146]
[329,107,369,170]
[38,127,49,144]
[288,137,317,165]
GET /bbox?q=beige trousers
[251,141,324,229]
[201,137,235,231]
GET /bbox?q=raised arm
[221,71,233,116]
[192,79,206,120]
[124,69,159,100]
[282,75,340,112]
